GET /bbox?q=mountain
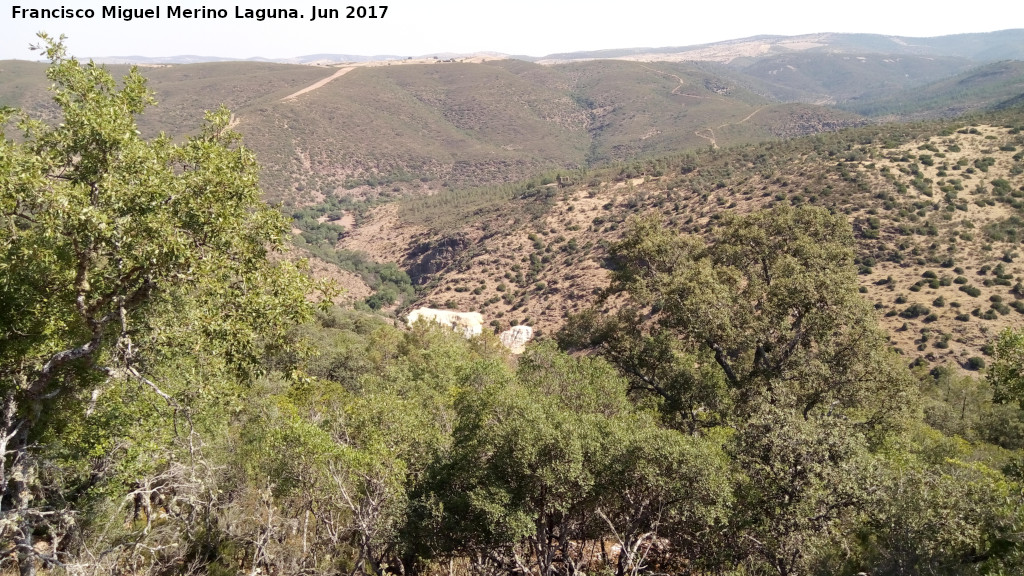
[840,60,1024,118]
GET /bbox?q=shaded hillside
[841,60,1024,118]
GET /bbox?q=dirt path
[695,106,764,148]
[639,64,726,100]
[640,64,687,95]
[720,106,763,128]
[282,66,355,101]
[695,127,718,149]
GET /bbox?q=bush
[966,356,986,371]
[901,303,931,318]
[959,285,982,297]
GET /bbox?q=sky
[0,0,1019,60]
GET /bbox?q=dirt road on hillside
[282,66,355,101]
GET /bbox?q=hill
[0,57,864,204]
[326,110,1024,371]
[839,60,1024,118]
[542,30,1024,64]
[3,29,1022,205]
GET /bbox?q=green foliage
[0,36,318,572]
[562,205,913,428]
[992,328,1024,408]
[408,342,732,574]
[852,433,1024,575]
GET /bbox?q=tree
[560,205,913,431]
[559,206,916,574]
[0,36,317,574]
[991,327,1024,409]
[408,343,731,576]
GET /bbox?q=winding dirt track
[637,65,765,149]
[282,66,355,101]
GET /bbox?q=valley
[3,29,1024,576]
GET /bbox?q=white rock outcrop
[499,325,534,354]
[406,307,484,338]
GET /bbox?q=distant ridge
[48,29,1024,66]
[539,30,1024,63]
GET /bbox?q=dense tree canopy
[559,206,1021,575]
[992,327,1024,409]
[0,36,318,574]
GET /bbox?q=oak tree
[0,36,317,574]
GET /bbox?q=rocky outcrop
[499,325,534,354]
[406,309,533,353]
[405,234,470,285]
[407,307,483,338]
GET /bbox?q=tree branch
[708,341,739,387]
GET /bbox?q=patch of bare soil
[339,204,429,264]
[306,256,373,305]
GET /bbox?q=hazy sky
[1,0,1018,60]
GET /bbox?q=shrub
[900,303,931,318]
[959,285,982,297]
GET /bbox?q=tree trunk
[9,424,38,576]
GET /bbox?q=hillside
[1,57,862,204]
[1,58,1016,203]
[326,111,1024,371]
[4,33,1024,370]
[840,60,1024,117]
[4,29,1022,206]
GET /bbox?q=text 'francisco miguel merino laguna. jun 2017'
[10,5,388,22]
